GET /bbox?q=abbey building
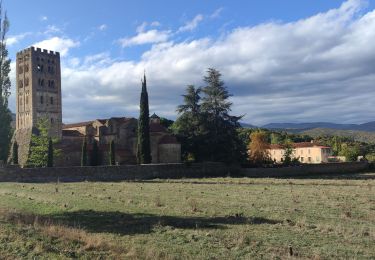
[11,47,181,167]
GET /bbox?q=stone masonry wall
[240,162,369,177]
[0,163,235,183]
[0,162,370,183]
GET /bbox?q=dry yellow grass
[0,174,373,259]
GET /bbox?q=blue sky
[5,0,375,125]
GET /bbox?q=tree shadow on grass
[46,210,282,235]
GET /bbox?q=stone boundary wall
[240,162,369,178]
[0,163,235,183]
[0,162,370,183]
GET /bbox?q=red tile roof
[63,121,93,129]
[62,130,84,137]
[269,142,331,149]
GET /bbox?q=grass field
[0,174,374,259]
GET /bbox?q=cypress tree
[81,138,87,166]
[12,141,18,165]
[109,140,116,165]
[0,3,12,163]
[47,138,53,167]
[137,73,152,164]
[90,139,99,166]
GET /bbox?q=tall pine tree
[137,73,152,164]
[172,85,206,161]
[201,68,244,162]
[0,3,12,163]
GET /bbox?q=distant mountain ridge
[301,128,375,144]
[261,121,375,132]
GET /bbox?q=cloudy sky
[5,0,375,125]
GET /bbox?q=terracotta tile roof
[95,119,107,125]
[63,121,93,129]
[62,130,84,137]
[269,142,331,149]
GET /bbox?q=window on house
[25,65,29,72]
[25,78,29,86]
[51,118,54,123]
[40,96,44,104]
[308,157,312,162]
[301,157,304,162]
[50,97,54,105]
[18,66,23,74]
[19,80,23,88]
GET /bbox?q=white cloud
[119,29,171,47]
[98,24,107,31]
[210,8,223,19]
[44,25,63,35]
[178,14,204,32]
[33,37,80,57]
[151,21,161,27]
[7,33,30,46]
[8,0,375,125]
[40,16,48,22]
[136,22,148,33]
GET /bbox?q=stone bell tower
[10,46,62,166]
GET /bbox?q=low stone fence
[0,162,370,183]
[240,162,369,178]
[0,163,236,183]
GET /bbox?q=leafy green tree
[173,69,245,163]
[270,133,281,144]
[81,138,88,166]
[159,117,174,129]
[172,85,205,161]
[47,138,53,167]
[90,139,99,166]
[339,143,361,162]
[109,140,116,166]
[282,142,294,166]
[12,141,18,165]
[137,73,152,164]
[27,118,60,167]
[0,3,11,163]
[200,68,244,162]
